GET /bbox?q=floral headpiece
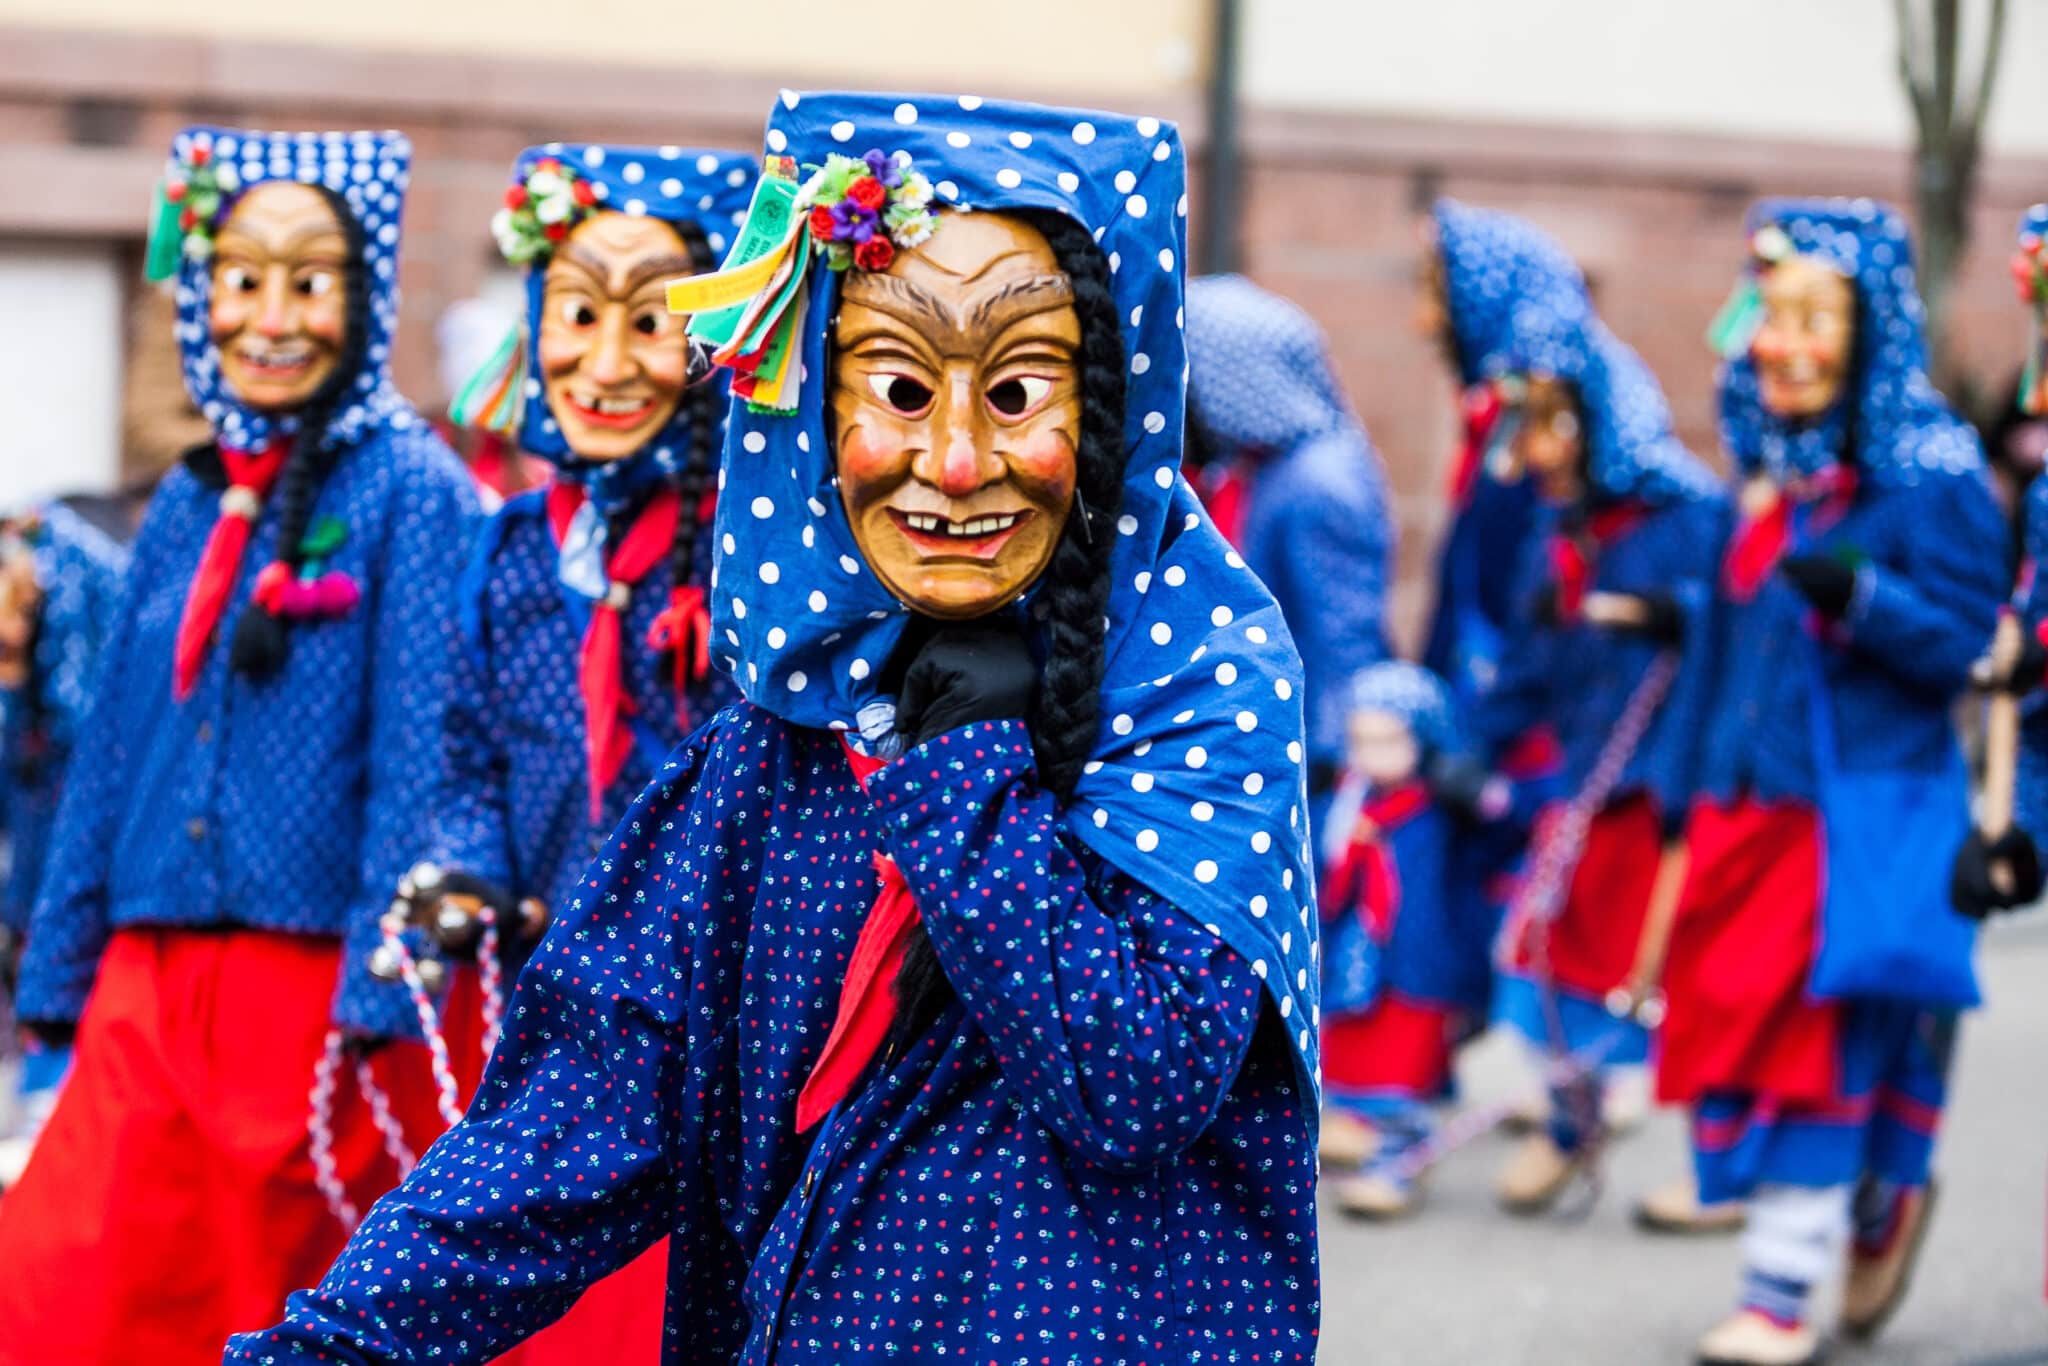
[665,147,940,414]
[144,142,243,281]
[2017,231,2048,417]
[490,157,599,265]
[804,149,936,272]
[1705,223,1797,358]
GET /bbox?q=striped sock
[1739,1268,1810,1329]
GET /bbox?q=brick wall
[5,25,2044,647]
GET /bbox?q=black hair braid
[230,185,372,680]
[663,225,722,605]
[879,211,1129,1066]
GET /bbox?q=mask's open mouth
[887,507,1033,559]
[564,390,660,429]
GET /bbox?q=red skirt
[1656,798,1842,1107]
[1321,993,1453,1101]
[1506,793,1662,998]
[0,928,454,1365]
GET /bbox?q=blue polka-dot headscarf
[1347,661,1459,758]
[1718,197,1981,487]
[1185,273,1362,453]
[167,126,413,453]
[1433,199,1592,388]
[714,90,1322,1092]
[1493,252,1715,507]
[505,143,756,516]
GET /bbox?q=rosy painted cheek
[1005,425,1078,497]
[836,418,914,496]
[537,334,583,379]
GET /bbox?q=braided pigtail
[664,225,721,599]
[230,186,371,680]
[884,210,1129,1055]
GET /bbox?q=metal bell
[368,943,403,982]
[414,956,448,993]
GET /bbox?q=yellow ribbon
[665,227,797,316]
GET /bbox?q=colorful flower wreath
[803,149,936,272]
[144,140,244,281]
[491,158,599,266]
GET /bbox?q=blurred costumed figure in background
[1663,199,2003,1366]
[0,126,478,1364]
[1185,273,1394,809]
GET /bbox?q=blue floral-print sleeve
[226,725,752,1365]
[14,489,175,1024]
[330,437,484,1039]
[1840,471,2007,701]
[864,720,1264,1171]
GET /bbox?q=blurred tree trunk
[1895,0,2007,386]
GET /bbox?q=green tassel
[449,323,527,437]
[2022,317,2047,418]
[300,516,348,560]
[1706,277,1764,358]
[143,181,185,283]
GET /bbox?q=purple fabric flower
[863,148,902,189]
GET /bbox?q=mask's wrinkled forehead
[169,126,412,453]
[712,91,1191,732]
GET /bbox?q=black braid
[662,224,722,607]
[230,186,372,680]
[880,210,1128,1064]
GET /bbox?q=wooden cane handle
[1581,592,1651,630]
[1981,613,2024,843]
[1618,841,1692,1011]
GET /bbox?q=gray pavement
[1315,917,2048,1364]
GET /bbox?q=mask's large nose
[914,367,1004,497]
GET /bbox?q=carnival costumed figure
[1662,199,2004,1366]
[1418,200,1555,716]
[1951,203,2048,922]
[0,504,128,1178]
[1184,274,1394,800]
[1317,660,1504,1220]
[367,142,757,1366]
[1473,264,1728,1218]
[0,127,478,1365]
[233,92,1321,1366]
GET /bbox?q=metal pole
[1198,0,1242,275]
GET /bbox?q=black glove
[1529,583,1563,630]
[1993,632,2048,695]
[1426,751,1503,821]
[1612,592,1684,644]
[1780,554,1857,619]
[895,622,1038,747]
[1950,827,2044,920]
[21,1020,76,1051]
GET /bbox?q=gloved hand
[1604,591,1684,644]
[1990,632,2048,695]
[1779,554,1857,619]
[1425,751,1511,823]
[1950,827,2044,920]
[895,622,1038,747]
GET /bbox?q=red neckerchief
[1547,501,1650,624]
[794,739,921,1132]
[172,441,289,700]
[1190,457,1254,550]
[644,491,716,729]
[546,483,680,817]
[1446,384,1504,510]
[1722,466,1857,602]
[1321,780,1429,939]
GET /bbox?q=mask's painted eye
[985,375,1051,417]
[223,266,258,293]
[295,270,337,298]
[633,309,666,337]
[867,372,934,415]
[559,299,598,328]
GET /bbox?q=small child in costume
[1320,660,1501,1219]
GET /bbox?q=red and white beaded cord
[306,910,510,1230]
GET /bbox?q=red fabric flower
[165,180,188,203]
[537,158,561,176]
[505,184,529,210]
[544,221,568,243]
[178,207,198,231]
[189,145,210,166]
[845,176,886,211]
[854,237,895,272]
[571,179,597,207]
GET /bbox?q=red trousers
[1656,798,1842,1107]
[1322,994,1453,1100]
[1505,793,1663,998]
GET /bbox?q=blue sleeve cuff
[863,719,1037,831]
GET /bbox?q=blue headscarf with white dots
[1494,256,1715,507]
[1718,197,1981,487]
[2025,205,2048,240]
[1433,199,1592,388]
[1185,273,1362,453]
[715,91,1322,1091]
[506,144,756,517]
[1347,661,1459,759]
[168,126,414,453]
